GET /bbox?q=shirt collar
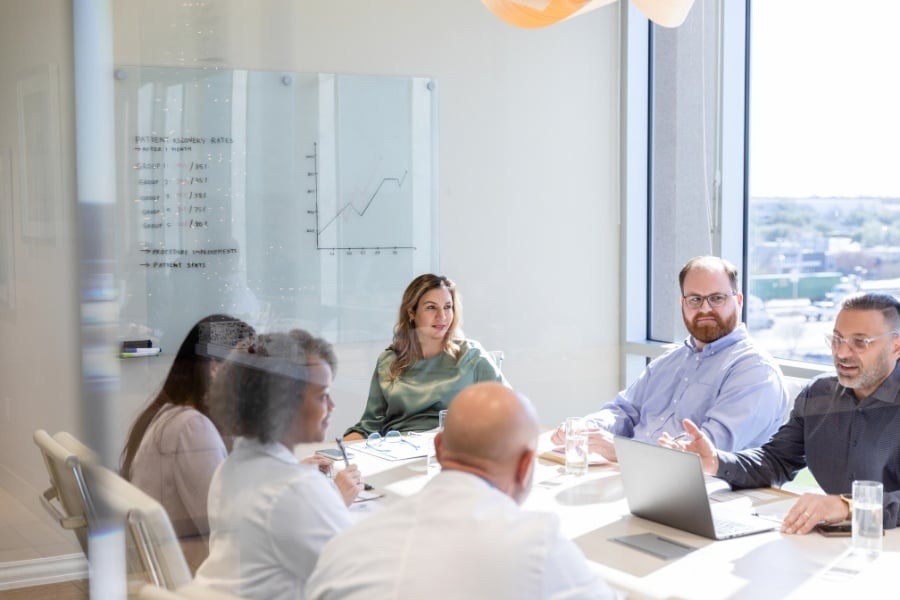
[234,437,299,464]
[859,360,900,406]
[685,323,748,354]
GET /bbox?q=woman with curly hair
[194,329,362,600]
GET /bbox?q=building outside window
[632,0,900,377]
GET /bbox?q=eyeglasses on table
[366,430,420,452]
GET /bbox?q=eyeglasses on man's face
[682,292,736,310]
[825,330,899,353]
[366,430,420,451]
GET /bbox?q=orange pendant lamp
[481,0,696,28]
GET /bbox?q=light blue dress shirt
[587,324,788,451]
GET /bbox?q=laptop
[614,436,777,540]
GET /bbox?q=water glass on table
[565,417,589,476]
[426,409,448,472]
[851,479,883,559]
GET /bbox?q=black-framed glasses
[825,330,899,353]
[366,430,420,452]
[682,292,736,309]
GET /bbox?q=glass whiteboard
[113,66,437,349]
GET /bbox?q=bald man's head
[437,382,541,503]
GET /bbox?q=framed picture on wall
[16,63,61,243]
[0,147,15,311]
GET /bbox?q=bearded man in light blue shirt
[553,255,788,461]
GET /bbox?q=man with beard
[552,255,788,461]
[663,292,900,533]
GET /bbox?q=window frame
[620,1,830,384]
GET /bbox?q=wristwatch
[840,493,853,519]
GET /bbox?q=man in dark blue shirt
[664,291,900,534]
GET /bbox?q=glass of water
[426,409,448,473]
[565,417,589,476]
[851,480,883,559]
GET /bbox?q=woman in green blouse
[343,274,506,440]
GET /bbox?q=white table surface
[296,433,899,600]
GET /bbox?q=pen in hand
[335,437,374,491]
[335,436,350,467]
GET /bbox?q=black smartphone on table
[814,522,852,537]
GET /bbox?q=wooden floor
[0,579,88,599]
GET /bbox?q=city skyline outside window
[748,0,900,364]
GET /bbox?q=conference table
[297,433,899,600]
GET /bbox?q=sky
[749,0,900,198]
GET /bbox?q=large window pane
[748,0,900,364]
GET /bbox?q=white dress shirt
[130,404,226,537]
[194,437,352,600]
[306,470,617,600]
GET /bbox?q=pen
[335,437,350,467]
[335,437,374,491]
[672,432,691,442]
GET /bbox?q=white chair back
[488,350,504,372]
[86,463,193,590]
[33,429,97,554]
[36,428,192,591]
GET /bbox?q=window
[747,0,900,366]
[624,0,900,380]
[622,0,749,384]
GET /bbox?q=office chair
[488,350,504,372]
[37,428,192,591]
[86,462,193,591]
[33,429,97,555]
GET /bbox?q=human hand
[334,464,364,507]
[343,432,365,442]
[552,421,615,460]
[301,454,333,476]
[781,494,850,535]
[657,419,718,475]
[550,423,566,445]
[587,429,618,462]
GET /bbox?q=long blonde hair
[388,274,462,381]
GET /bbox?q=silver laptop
[614,436,777,540]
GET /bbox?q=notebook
[614,436,777,540]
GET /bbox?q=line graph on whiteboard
[306,142,417,254]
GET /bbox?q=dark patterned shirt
[717,362,900,529]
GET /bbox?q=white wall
[110,0,623,440]
[0,0,82,518]
[0,0,623,569]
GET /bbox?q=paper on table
[353,489,384,503]
[538,446,610,466]
[348,438,428,461]
[752,497,798,524]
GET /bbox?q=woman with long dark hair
[120,314,254,570]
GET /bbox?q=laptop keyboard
[713,517,760,538]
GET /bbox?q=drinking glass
[851,480,883,559]
[565,417,589,476]
[427,409,448,472]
